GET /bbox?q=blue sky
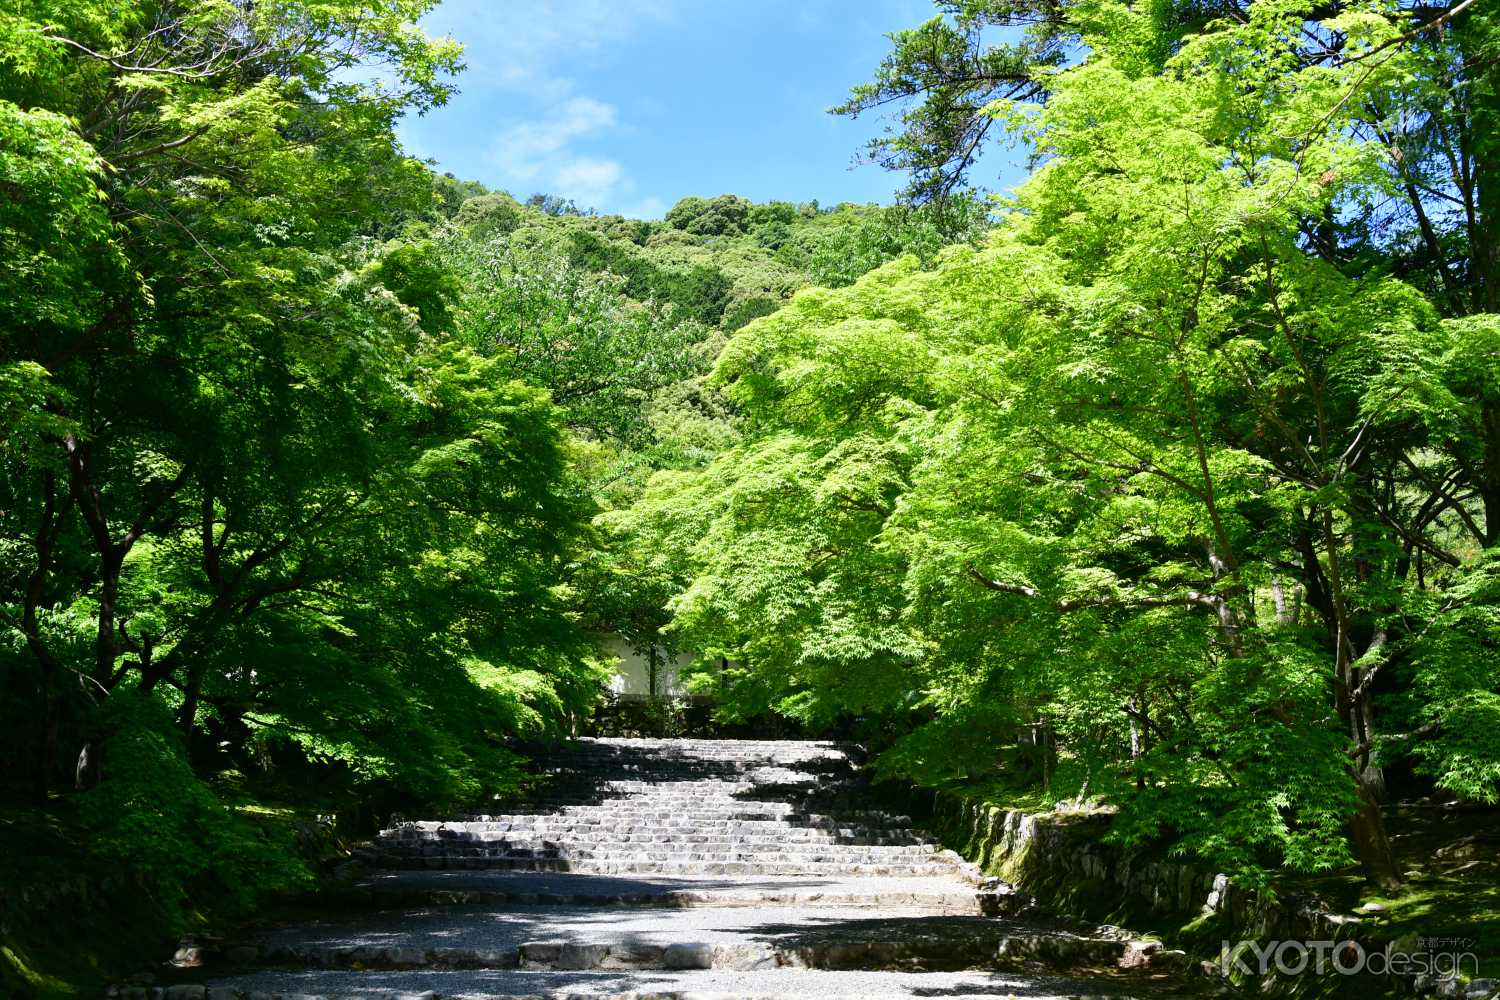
[399,0,988,219]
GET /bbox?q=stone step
[167,969,1183,1000]
[226,905,1135,976]
[245,927,1130,974]
[376,845,950,862]
[377,838,938,853]
[402,821,924,839]
[403,814,917,829]
[146,983,1170,1000]
[410,822,921,835]
[379,858,965,873]
[382,829,927,844]
[377,857,972,877]
[380,829,938,846]
[391,816,923,829]
[378,853,955,869]
[129,738,1187,1000]
[339,871,1022,916]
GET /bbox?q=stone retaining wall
[913,789,1468,998]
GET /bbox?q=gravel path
[203,965,1177,999]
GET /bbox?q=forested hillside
[3,0,1499,994]
[423,181,988,667]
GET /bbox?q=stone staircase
[370,739,980,879]
[147,737,1195,999]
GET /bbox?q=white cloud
[553,157,623,196]
[487,97,632,208]
[550,157,626,208]
[423,1,676,214]
[491,97,618,179]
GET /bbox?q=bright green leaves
[0,3,596,946]
[0,101,120,339]
[629,0,1500,882]
[446,235,707,447]
[76,691,310,916]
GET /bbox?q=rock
[1358,901,1388,915]
[663,942,715,970]
[1154,948,1190,970]
[555,942,610,970]
[519,941,561,967]
[472,947,515,967]
[1118,939,1161,970]
[1206,875,1230,917]
[171,941,208,969]
[1436,837,1483,861]
[163,988,205,1000]
[1466,979,1495,999]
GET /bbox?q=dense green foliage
[4,0,1499,992]
[622,0,1500,887]
[422,180,992,667]
[0,4,982,988]
[0,2,592,990]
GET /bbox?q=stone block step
[376,857,970,877]
[387,830,931,846]
[166,969,1182,1000]
[387,815,918,833]
[146,983,1170,1000]
[376,851,950,868]
[372,851,948,869]
[124,739,1186,1000]
[375,844,940,860]
[225,905,1134,976]
[395,818,920,836]
[377,835,941,853]
[471,808,904,822]
[246,927,1129,974]
[339,871,1020,916]
[402,809,916,822]
[377,855,957,871]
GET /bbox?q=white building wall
[604,635,695,699]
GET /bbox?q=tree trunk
[1348,769,1402,889]
[179,667,204,740]
[24,472,70,803]
[1481,397,1500,546]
